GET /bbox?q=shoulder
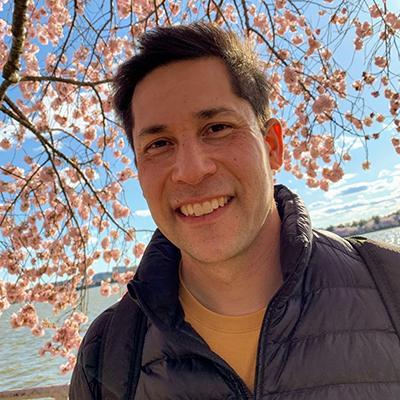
[84,302,118,342]
[312,229,360,260]
[77,302,118,381]
[69,302,119,399]
[77,292,145,380]
[313,229,400,261]
[307,229,376,287]
[310,229,400,286]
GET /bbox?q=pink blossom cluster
[99,280,121,297]
[113,270,135,285]
[59,353,77,374]
[117,0,153,20]
[118,167,136,182]
[353,19,373,51]
[38,311,88,372]
[0,19,10,70]
[103,248,122,264]
[312,94,336,117]
[112,201,130,219]
[395,120,400,134]
[369,4,382,18]
[375,56,388,69]
[4,281,28,304]
[283,65,303,95]
[345,112,363,130]
[355,20,373,39]
[388,92,400,117]
[10,303,39,329]
[134,242,146,259]
[322,162,344,184]
[0,281,10,316]
[0,142,135,369]
[330,7,348,25]
[384,12,400,30]
[392,138,400,154]
[249,0,399,187]
[275,0,286,10]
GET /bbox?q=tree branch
[0,97,133,239]
[0,0,29,103]
[20,75,112,87]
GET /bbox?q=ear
[263,118,283,170]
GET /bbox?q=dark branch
[0,0,29,102]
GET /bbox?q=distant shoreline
[322,211,400,237]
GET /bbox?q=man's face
[132,57,282,264]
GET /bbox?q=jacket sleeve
[69,307,115,399]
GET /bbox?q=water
[1,226,399,391]
[361,225,400,245]
[0,287,121,391]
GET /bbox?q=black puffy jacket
[70,185,400,399]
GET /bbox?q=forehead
[131,57,252,133]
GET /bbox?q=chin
[182,242,241,265]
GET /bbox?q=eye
[207,124,232,135]
[145,139,172,153]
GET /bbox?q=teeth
[193,203,203,216]
[179,196,230,217]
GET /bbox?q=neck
[180,206,282,316]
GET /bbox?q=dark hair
[113,22,271,153]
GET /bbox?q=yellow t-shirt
[179,277,266,392]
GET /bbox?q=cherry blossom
[100,280,112,297]
[312,94,335,116]
[375,56,388,68]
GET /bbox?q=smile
[179,196,231,217]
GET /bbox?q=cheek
[138,170,155,199]
[138,168,168,208]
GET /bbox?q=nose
[171,141,217,185]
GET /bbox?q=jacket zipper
[177,326,253,399]
[253,285,289,399]
[202,353,252,399]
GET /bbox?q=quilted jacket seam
[290,284,376,299]
[269,327,396,345]
[313,235,360,262]
[269,380,400,396]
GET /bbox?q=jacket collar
[128,185,313,330]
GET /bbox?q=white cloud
[378,169,392,178]
[338,135,364,152]
[134,209,151,217]
[308,200,330,210]
[324,180,370,199]
[328,173,358,190]
[310,171,400,227]
[311,185,400,228]
[382,120,397,133]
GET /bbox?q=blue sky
[282,138,400,228]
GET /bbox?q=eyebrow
[194,106,237,120]
[137,106,237,137]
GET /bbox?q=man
[70,23,400,399]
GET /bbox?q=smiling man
[70,23,400,399]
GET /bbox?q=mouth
[176,195,234,217]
